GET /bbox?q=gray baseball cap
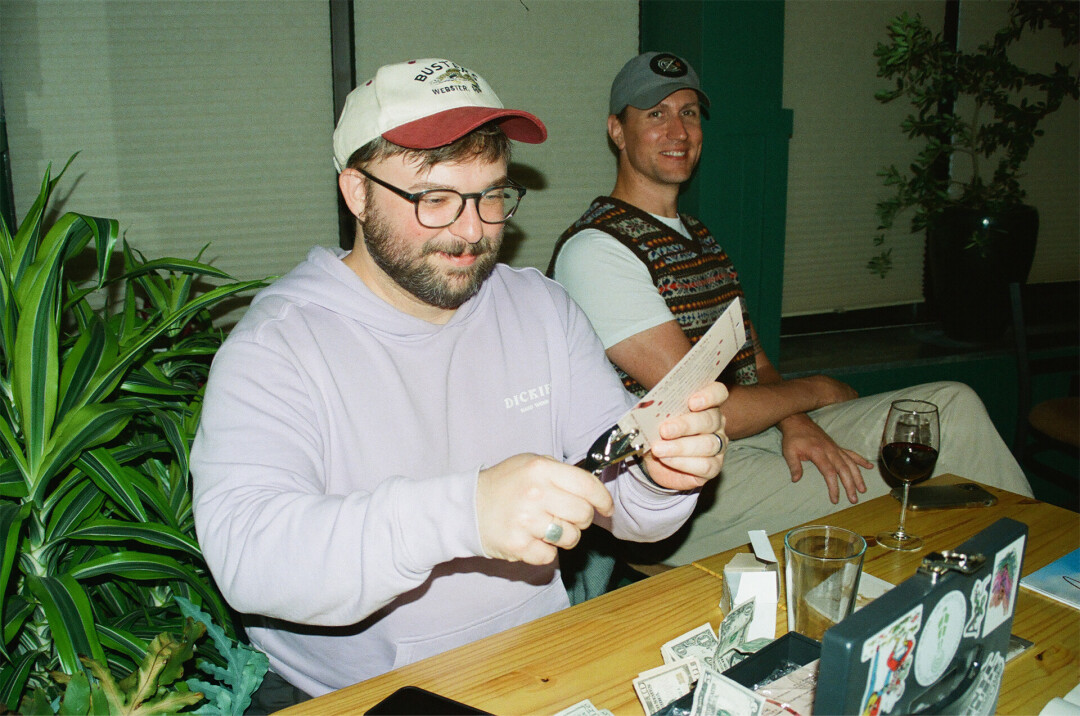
[609,51,710,116]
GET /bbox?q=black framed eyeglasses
[357,168,527,229]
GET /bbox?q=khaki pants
[630,381,1032,566]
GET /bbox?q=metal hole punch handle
[574,424,645,476]
[918,549,986,585]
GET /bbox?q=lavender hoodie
[191,246,698,696]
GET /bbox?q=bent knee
[916,381,986,414]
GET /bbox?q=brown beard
[360,204,501,310]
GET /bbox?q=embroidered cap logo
[430,67,483,94]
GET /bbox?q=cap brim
[616,83,711,114]
[383,107,548,149]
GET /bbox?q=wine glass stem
[897,482,911,537]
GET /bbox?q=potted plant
[0,158,268,713]
[868,1,1079,342]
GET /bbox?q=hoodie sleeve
[191,335,486,627]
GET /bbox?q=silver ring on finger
[712,432,727,457]
[543,521,564,544]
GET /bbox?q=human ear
[607,115,626,152]
[338,169,367,218]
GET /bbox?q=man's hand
[642,382,730,491]
[778,413,872,504]
[476,454,614,565]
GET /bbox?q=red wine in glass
[881,442,939,483]
[877,400,940,551]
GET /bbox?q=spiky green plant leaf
[69,551,229,627]
[63,519,202,560]
[2,648,41,711]
[27,574,105,673]
[1,158,267,708]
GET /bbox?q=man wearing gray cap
[191,57,729,706]
[549,51,1032,569]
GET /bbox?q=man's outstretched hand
[779,413,872,504]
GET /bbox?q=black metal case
[814,518,1027,715]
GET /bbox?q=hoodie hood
[246,245,487,339]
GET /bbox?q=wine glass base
[876,530,923,551]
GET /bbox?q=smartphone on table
[366,686,489,715]
[890,481,997,510]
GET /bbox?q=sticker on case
[859,605,922,716]
[982,535,1026,638]
[964,574,990,638]
[913,590,967,686]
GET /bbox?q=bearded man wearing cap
[549,52,1032,568]
[190,58,730,706]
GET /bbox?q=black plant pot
[926,204,1039,343]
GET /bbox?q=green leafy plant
[179,597,267,715]
[46,617,205,716]
[0,157,267,710]
[868,1,1079,277]
[31,597,268,716]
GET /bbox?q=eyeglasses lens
[416,187,522,228]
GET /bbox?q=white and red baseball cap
[333,58,548,171]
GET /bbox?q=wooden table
[695,474,1080,715]
[281,475,1078,715]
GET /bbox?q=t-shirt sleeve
[552,229,675,349]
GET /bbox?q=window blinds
[2,1,337,305]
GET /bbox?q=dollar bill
[690,667,766,716]
[552,698,604,716]
[633,657,702,714]
[662,623,719,670]
[715,597,756,670]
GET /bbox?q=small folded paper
[721,530,779,641]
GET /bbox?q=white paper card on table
[854,572,894,611]
[749,529,778,563]
[721,531,780,641]
[616,297,744,451]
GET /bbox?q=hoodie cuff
[389,468,486,570]
[621,460,692,499]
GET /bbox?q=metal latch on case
[918,550,986,585]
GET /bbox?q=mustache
[422,237,495,258]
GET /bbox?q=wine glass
[876,399,940,551]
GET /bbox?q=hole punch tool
[575,424,647,476]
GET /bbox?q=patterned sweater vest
[550,196,758,396]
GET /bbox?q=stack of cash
[632,598,774,715]
[553,597,806,716]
